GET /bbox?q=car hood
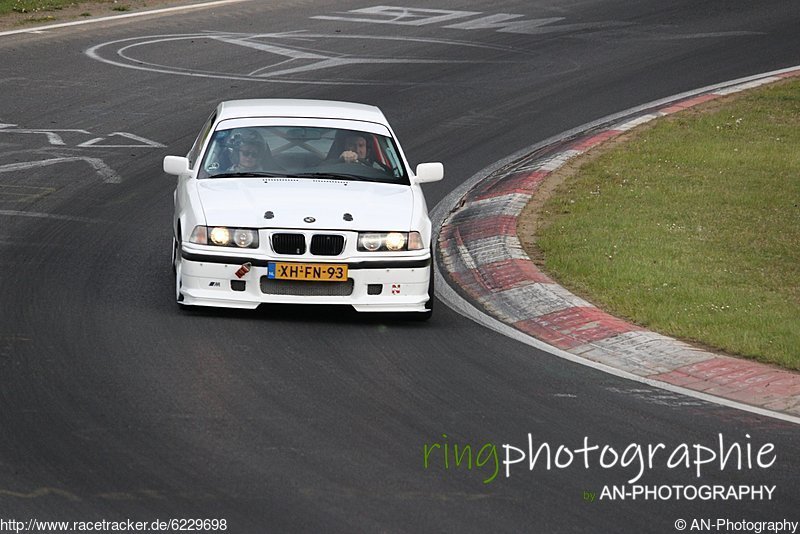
[196,177,415,230]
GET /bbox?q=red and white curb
[437,67,800,419]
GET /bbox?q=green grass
[0,0,72,14]
[534,79,800,369]
[0,0,130,16]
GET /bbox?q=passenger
[228,130,266,172]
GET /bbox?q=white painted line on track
[0,157,121,183]
[84,31,512,86]
[614,113,661,131]
[0,0,252,38]
[0,210,98,223]
[713,76,782,95]
[77,132,166,148]
[432,65,800,426]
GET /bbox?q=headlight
[358,233,384,252]
[233,228,256,248]
[357,231,424,252]
[209,227,231,246]
[189,226,259,248]
[384,232,406,251]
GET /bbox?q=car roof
[216,99,389,126]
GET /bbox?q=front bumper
[178,250,431,312]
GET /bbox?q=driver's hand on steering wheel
[340,150,359,163]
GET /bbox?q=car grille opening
[260,277,354,296]
[310,234,345,256]
[272,233,305,255]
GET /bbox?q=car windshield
[198,125,409,184]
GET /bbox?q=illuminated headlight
[384,232,406,251]
[209,226,231,246]
[189,226,259,248]
[357,231,424,252]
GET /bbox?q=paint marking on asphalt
[77,132,166,148]
[713,76,782,95]
[0,210,98,223]
[0,128,91,146]
[86,31,506,86]
[614,113,662,131]
[0,184,55,202]
[0,157,121,183]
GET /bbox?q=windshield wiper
[288,172,368,181]
[211,171,286,178]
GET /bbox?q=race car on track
[164,99,444,319]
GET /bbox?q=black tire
[173,233,187,307]
[171,236,178,274]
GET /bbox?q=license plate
[267,262,348,282]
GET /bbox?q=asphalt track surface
[0,1,798,531]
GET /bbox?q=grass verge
[0,0,149,25]
[525,78,800,370]
[1,1,83,15]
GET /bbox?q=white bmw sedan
[164,99,443,318]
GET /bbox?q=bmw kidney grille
[271,233,345,256]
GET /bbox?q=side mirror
[414,162,444,184]
[163,156,190,176]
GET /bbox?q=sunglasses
[240,149,259,158]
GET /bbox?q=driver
[339,134,369,164]
[339,134,390,172]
